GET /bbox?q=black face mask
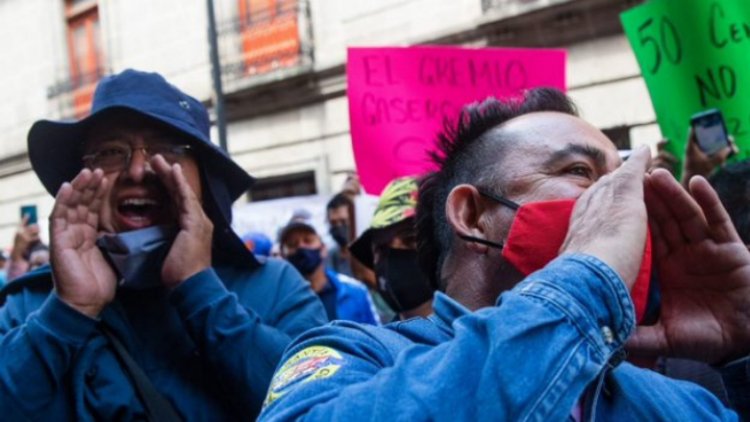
[329,224,350,248]
[374,248,434,313]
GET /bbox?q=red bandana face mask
[460,191,653,323]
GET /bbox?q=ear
[445,184,492,255]
[320,242,329,260]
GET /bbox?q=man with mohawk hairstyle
[260,88,750,420]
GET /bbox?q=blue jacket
[260,255,743,421]
[321,269,379,326]
[0,258,327,420]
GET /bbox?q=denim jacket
[259,254,741,421]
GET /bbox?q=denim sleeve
[169,265,327,417]
[0,292,98,418]
[259,254,635,422]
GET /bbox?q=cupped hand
[50,168,116,318]
[561,146,652,288]
[151,155,213,288]
[627,169,750,364]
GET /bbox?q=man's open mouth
[116,196,167,231]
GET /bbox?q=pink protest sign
[347,46,566,194]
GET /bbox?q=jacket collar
[430,292,472,334]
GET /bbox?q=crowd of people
[1,69,750,420]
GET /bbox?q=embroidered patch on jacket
[263,345,344,407]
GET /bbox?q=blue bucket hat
[27,69,259,268]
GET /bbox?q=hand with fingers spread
[50,168,116,318]
[626,169,750,365]
[561,146,652,288]
[151,155,213,288]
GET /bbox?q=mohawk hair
[416,88,578,290]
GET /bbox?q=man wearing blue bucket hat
[0,69,327,420]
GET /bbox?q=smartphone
[691,109,731,156]
[20,205,38,226]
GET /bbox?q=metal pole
[207,0,227,152]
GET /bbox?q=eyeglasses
[82,143,193,172]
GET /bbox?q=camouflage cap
[349,176,418,269]
[369,177,418,229]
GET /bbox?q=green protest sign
[621,0,750,171]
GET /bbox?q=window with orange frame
[237,0,301,76]
[65,0,103,118]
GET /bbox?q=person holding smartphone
[651,109,738,188]
[6,210,46,282]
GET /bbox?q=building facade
[0,0,657,246]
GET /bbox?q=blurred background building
[0,0,654,245]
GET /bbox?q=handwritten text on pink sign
[347,47,566,194]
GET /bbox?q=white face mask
[96,225,177,290]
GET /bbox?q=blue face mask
[286,247,323,276]
[96,225,177,290]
